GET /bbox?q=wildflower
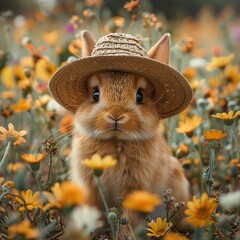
[179,37,195,53]
[59,114,74,134]
[11,98,32,112]
[21,153,46,171]
[183,67,197,81]
[224,64,240,85]
[71,205,103,234]
[184,192,218,228]
[1,90,16,99]
[85,0,103,7]
[146,217,172,238]
[1,64,28,89]
[42,30,60,46]
[204,129,227,141]
[69,15,82,30]
[219,190,240,210]
[82,154,117,176]
[1,106,14,119]
[211,111,240,126]
[0,123,27,145]
[8,219,39,239]
[175,143,189,158]
[104,16,125,33]
[206,53,234,71]
[82,9,95,19]
[68,38,82,56]
[43,181,85,210]
[35,58,57,81]
[22,37,47,65]
[16,189,43,211]
[5,181,15,189]
[34,94,52,109]
[175,115,203,137]
[7,162,25,173]
[124,0,140,12]
[123,190,161,213]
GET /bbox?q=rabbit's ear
[148,33,170,64]
[81,30,97,57]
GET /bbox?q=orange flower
[0,123,27,145]
[183,67,197,81]
[42,30,60,46]
[68,38,82,56]
[163,232,189,240]
[179,37,195,53]
[11,98,32,112]
[175,115,203,137]
[204,129,227,141]
[1,90,16,99]
[104,16,125,33]
[34,94,52,108]
[123,190,161,213]
[59,114,74,134]
[7,162,25,173]
[185,192,218,228]
[124,0,140,12]
[224,64,240,86]
[206,53,234,71]
[43,181,85,210]
[8,219,39,239]
[21,153,46,164]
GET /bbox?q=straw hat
[49,31,192,119]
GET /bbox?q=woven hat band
[92,33,148,57]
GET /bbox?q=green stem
[34,170,44,191]
[45,152,53,190]
[95,176,115,235]
[190,139,204,193]
[0,141,12,169]
[207,148,215,196]
[228,126,240,159]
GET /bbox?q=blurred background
[0,0,239,62]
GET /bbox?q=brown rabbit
[49,31,192,236]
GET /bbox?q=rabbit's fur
[70,31,190,231]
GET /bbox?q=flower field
[0,1,239,239]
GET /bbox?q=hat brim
[48,55,193,119]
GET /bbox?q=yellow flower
[0,123,27,145]
[224,64,240,86]
[35,58,57,81]
[206,53,234,71]
[204,129,227,141]
[163,231,189,240]
[123,190,161,213]
[16,189,43,212]
[146,217,172,238]
[175,115,203,137]
[8,219,39,239]
[211,111,240,126]
[82,154,117,171]
[184,192,218,228]
[43,181,85,210]
[68,38,82,56]
[11,98,32,112]
[21,153,46,164]
[1,65,27,89]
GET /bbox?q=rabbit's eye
[136,89,143,104]
[93,88,100,102]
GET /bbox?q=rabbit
[67,31,191,236]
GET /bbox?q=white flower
[189,58,208,69]
[219,191,240,210]
[46,99,67,115]
[71,205,103,235]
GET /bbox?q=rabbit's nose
[106,107,128,124]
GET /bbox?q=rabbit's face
[75,72,159,141]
